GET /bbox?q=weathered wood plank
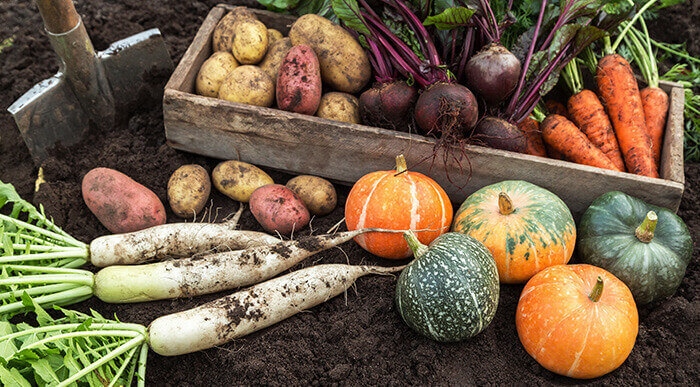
[164,89,684,215]
[659,80,685,185]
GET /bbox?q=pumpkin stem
[395,155,408,175]
[635,211,658,243]
[498,192,514,215]
[589,276,604,302]
[403,230,429,259]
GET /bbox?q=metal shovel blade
[7,28,173,162]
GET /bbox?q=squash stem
[635,211,658,243]
[395,154,408,175]
[589,276,604,302]
[498,192,514,215]
[403,230,428,258]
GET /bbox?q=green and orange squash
[345,155,453,259]
[452,180,576,283]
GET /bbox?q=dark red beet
[474,117,528,153]
[379,81,417,126]
[360,81,417,131]
[465,44,521,105]
[359,87,383,125]
[414,83,479,136]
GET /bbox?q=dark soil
[1,1,698,385]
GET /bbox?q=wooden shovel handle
[36,0,80,34]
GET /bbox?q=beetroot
[414,83,479,136]
[474,117,528,153]
[360,81,417,131]
[466,44,521,105]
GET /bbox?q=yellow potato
[212,160,274,203]
[231,19,269,65]
[212,7,256,52]
[259,37,293,86]
[218,66,275,107]
[289,14,371,93]
[167,165,211,218]
[267,29,284,44]
[195,52,238,97]
[285,175,337,216]
[316,92,361,124]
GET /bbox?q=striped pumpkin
[345,155,452,259]
[452,180,576,283]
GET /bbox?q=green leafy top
[0,297,147,387]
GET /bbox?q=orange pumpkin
[345,155,452,259]
[516,264,638,379]
[452,180,576,283]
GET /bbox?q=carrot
[567,89,627,171]
[545,99,569,119]
[596,54,658,178]
[640,86,668,166]
[541,114,621,171]
[518,116,547,157]
[148,263,404,356]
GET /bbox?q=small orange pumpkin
[516,264,638,379]
[345,155,452,259]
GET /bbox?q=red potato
[250,184,310,235]
[276,45,322,115]
[82,168,166,234]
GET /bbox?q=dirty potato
[289,14,371,93]
[267,28,284,44]
[212,160,273,202]
[195,52,238,97]
[82,167,166,234]
[259,37,292,85]
[167,165,211,218]
[218,65,275,107]
[249,184,310,235]
[285,175,337,216]
[316,92,361,124]
[212,7,256,52]
[231,19,269,65]
[276,45,322,115]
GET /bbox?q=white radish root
[89,222,280,267]
[93,228,399,303]
[147,263,404,356]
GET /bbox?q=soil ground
[0,1,698,385]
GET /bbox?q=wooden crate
[164,3,685,216]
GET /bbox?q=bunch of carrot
[521,1,668,179]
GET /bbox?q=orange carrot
[567,89,627,171]
[545,144,565,160]
[596,54,658,178]
[518,116,547,157]
[640,86,668,167]
[541,115,621,172]
[545,100,570,119]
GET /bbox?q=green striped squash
[395,231,499,342]
[579,191,693,304]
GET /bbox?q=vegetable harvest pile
[1,0,698,385]
[192,0,700,180]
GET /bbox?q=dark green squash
[579,191,693,304]
[395,231,499,342]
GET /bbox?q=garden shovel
[7,0,173,163]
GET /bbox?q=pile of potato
[195,7,370,125]
[167,160,338,235]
